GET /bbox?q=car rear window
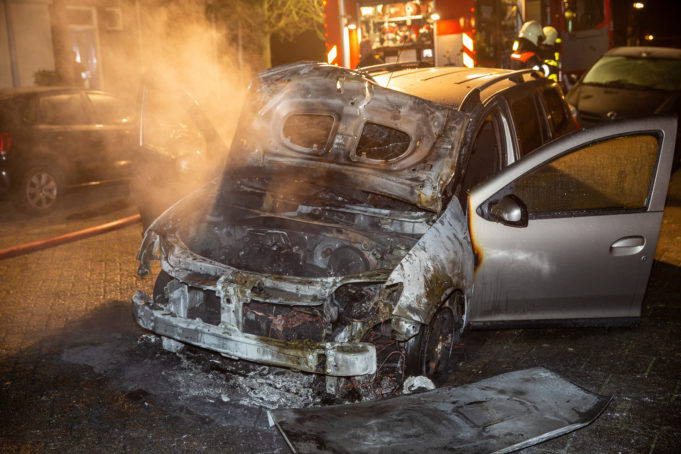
[355,122,410,161]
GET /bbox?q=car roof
[368,66,547,108]
[604,46,681,59]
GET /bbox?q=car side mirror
[489,194,528,227]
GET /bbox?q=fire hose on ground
[0,214,141,261]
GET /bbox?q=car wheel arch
[11,158,66,215]
[388,196,475,331]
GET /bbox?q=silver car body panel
[468,116,677,323]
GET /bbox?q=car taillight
[0,132,10,155]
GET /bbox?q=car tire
[405,291,464,384]
[12,162,65,216]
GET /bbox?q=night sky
[612,0,681,48]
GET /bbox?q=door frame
[466,116,677,326]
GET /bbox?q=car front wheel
[405,292,464,384]
[12,163,64,215]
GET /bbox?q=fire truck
[323,0,612,86]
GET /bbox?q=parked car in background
[567,46,681,168]
[0,87,136,215]
[132,62,675,398]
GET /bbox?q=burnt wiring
[337,324,408,400]
[247,307,325,341]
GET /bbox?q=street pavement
[0,172,680,453]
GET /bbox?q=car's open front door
[467,116,677,325]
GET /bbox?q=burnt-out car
[132,62,676,394]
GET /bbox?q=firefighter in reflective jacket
[540,26,560,82]
[510,20,544,70]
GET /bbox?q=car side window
[540,86,576,138]
[507,134,659,217]
[38,94,89,125]
[87,93,134,125]
[462,113,503,196]
[507,92,546,158]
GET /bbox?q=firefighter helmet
[543,26,558,46]
[518,20,544,47]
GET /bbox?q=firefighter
[541,26,560,82]
[510,20,544,70]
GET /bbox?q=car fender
[387,197,474,336]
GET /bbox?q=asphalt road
[1,172,680,453]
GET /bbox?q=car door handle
[609,236,645,256]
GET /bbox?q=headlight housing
[332,282,403,322]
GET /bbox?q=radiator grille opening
[187,289,221,325]
[243,302,325,341]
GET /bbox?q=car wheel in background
[12,162,64,215]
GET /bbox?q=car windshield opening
[582,56,681,91]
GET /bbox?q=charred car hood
[226,62,469,212]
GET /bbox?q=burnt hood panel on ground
[269,367,611,454]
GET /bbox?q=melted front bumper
[132,290,377,376]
